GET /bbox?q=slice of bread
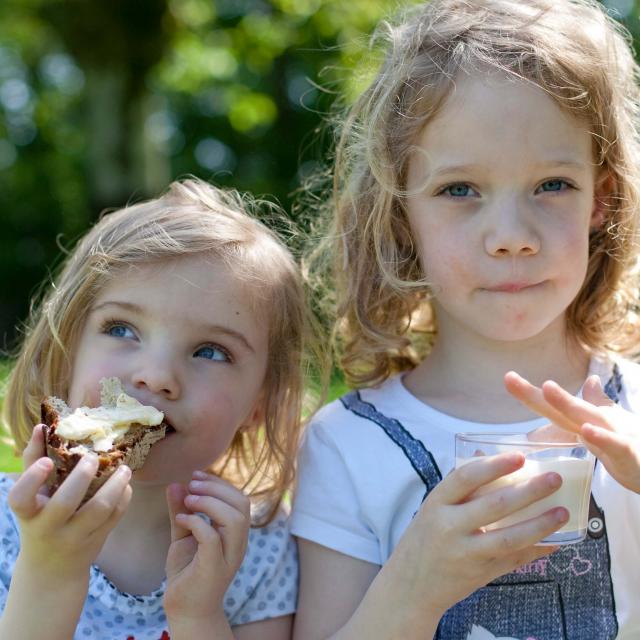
[41,378,167,503]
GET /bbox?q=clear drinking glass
[455,432,595,545]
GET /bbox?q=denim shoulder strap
[340,390,442,492]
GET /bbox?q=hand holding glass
[455,433,595,545]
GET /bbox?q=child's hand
[384,452,567,621]
[164,471,250,629]
[8,425,133,579]
[505,371,640,493]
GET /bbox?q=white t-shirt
[291,357,640,639]
[0,475,297,639]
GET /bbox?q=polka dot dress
[0,475,297,639]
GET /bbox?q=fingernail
[554,507,569,523]
[36,458,51,471]
[117,465,131,479]
[547,473,562,488]
[192,470,208,480]
[189,480,204,491]
[185,494,201,504]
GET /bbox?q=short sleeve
[290,417,381,564]
[0,475,21,613]
[226,513,298,626]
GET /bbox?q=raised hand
[0,425,132,640]
[8,425,132,578]
[384,452,567,623]
[505,371,640,493]
[164,471,250,634]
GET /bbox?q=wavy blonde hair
[312,0,640,387]
[3,178,322,524]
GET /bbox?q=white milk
[458,455,594,535]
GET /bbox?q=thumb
[582,375,613,408]
[22,425,47,470]
[166,483,191,542]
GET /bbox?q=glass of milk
[455,432,595,545]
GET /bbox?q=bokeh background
[0,0,412,353]
[1,0,639,351]
[0,0,638,472]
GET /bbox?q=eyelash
[99,319,233,363]
[535,179,575,194]
[435,179,576,198]
[436,183,479,198]
[100,319,137,339]
[193,344,233,363]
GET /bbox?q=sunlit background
[0,0,638,469]
[0,0,638,350]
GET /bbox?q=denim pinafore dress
[340,368,621,640]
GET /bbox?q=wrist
[15,549,92,584]
[360,553,445,635]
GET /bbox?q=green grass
[0,361,20,473]
[0,365,352,474]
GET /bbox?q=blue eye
[103,322,136,339]
[440,183,478,198]
[194,345,231,362]
[537,179,569,193]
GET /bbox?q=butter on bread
[42,377,167,502]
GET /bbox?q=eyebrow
[92,300,255,353]
[428,159,589,179]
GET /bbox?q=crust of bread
[41,392,166,503]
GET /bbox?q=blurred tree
[0,0,408,349]
[0,0,637,349]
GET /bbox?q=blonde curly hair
[3,178,322,524]
[311,0,640,387]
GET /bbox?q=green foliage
[0,0,638,351]
[0,0,424,350]
[0,361,20,473]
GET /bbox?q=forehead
[94,255,269,339]
[413,74,594,170]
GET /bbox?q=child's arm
[505,371,640,493]
[0,425,132,640]
[294,452,567,639]
[164,471,252,640]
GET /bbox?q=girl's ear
[591,171,615,230]
[241,392,266,433]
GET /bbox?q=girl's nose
[483,199,541,257]
[132,357,181,400]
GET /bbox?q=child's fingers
[73,465,132,532]
[504,372,579,434]
[437,452,526,504]
[492,544,560,581]
[166,483,192,542]
[44,454,100,525]
[87,483,133,539]
[462,471,563,532]
[174,512,223,556]
[542,380,613,432]
[581,424,640,492]
[22,425,47,470]
[7,457,53,519]
[580,423,619,453]
[188,472,251,517]
[475,507,569,558]
[183,494,249,564]
[581,376,612,408]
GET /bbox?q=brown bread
[41,381,167,503]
